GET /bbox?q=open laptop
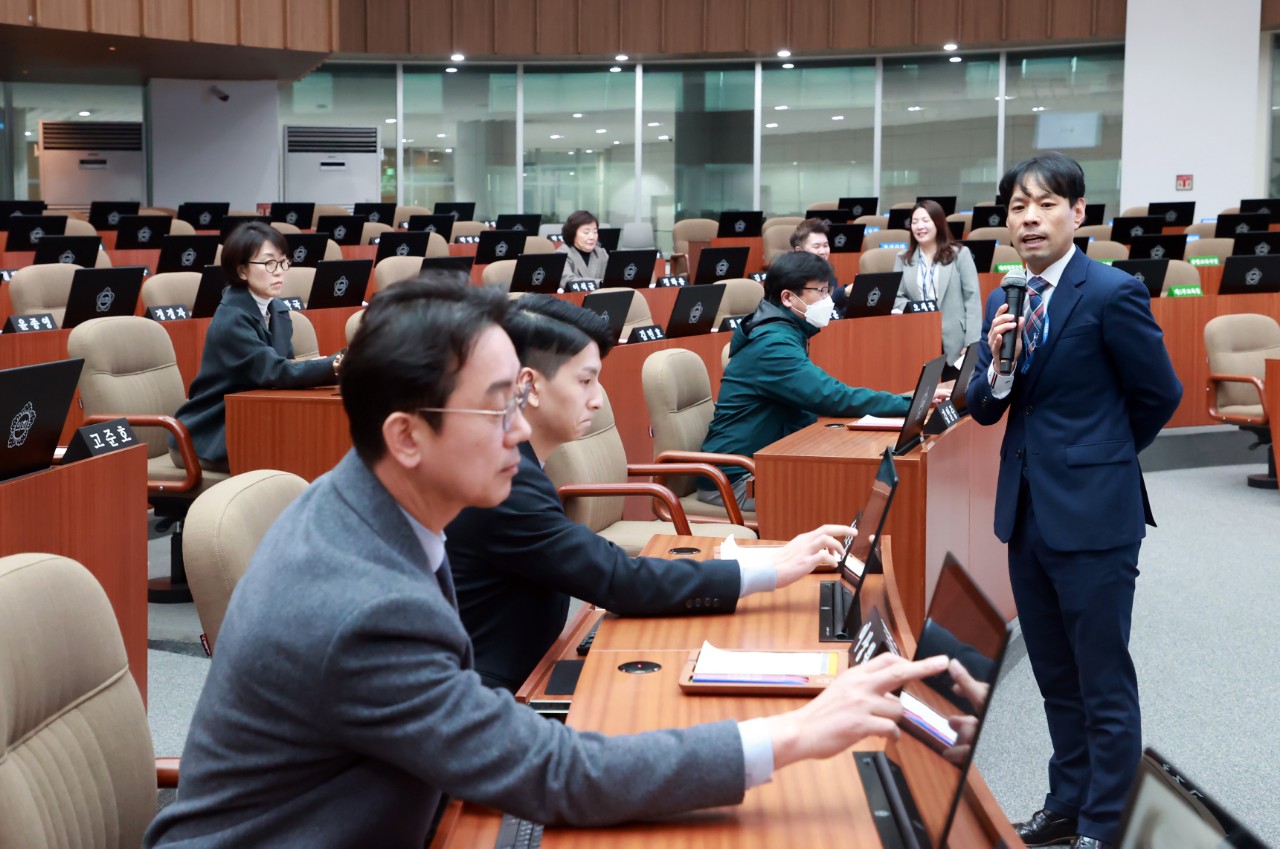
[945,344,981,414]
[405,214,455,242]
[1218,254,1280,295]
[269,202,315,228]
[314,215,366,246]
[476,230,525,264]
[352,202,395,225]
[495,213,541,233]
[601,249,658,289]
[61,266,145,329]
[1116,749,1266,849]
[434,201,476,221]
[916,195,957,216]
[886,208,912,230]
[844,271,902,319]
[191,265,228,318]
[893,354,946,456]
[665,284,725,339]
[838,197,878,218]
[176,202,230,230]
[4,215,67,251]
[88,201,140,231]
[581,290,633,342]
[114,215,172,249]
[960,239,996,273]
[0,200,47,227]
[220,215,271,241]
[1109,215,1164,245]
[1215,213,1271,238]
[819,448,899,642]
[0,359,84,483]
[1082,203,1106,226]
[1127,233,1187,261]
[307,259,373,309]
[828,223,866,254]
[420,255,475,276]
[284,232,329,268]
[33,236,101,267]
[973,205,1008,229]
[807,208,852,224]
[374,231,431,263]
[1238,197,1280,223]
[156,235,220,274]
[1231,230,1280,257]
[1146,201,1195,227]
[716,210,764,238]
[596,227,621,252]
[509,253,567,294]
[692,246,749,285]
[1113,259,1169,299]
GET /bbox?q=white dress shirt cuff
[738,717,776,789]
[986,363,1015,399]
[738,557,778,598]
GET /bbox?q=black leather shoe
[1012,808,1078,846]
[1071,838,1111,849]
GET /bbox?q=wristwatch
[332,350,345,377]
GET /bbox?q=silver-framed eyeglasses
[415,381,531,432]
[248,258,292,274]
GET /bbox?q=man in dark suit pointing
[966,153,1181,849]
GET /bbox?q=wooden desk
[225,387,348,479]
[0,446,149,702]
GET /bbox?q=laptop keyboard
[494,814,544,849]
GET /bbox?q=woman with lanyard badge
[891,199,982,369]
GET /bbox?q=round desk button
[667,546,701,555]
[617,660,663,674]
[825,422,844,428]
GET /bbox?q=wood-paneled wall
[339,0,1133,58]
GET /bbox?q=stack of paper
[719,536,781,568]
[691,641,838,685]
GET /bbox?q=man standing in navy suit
[966,153,1182,849]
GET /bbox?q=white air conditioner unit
[37,121,145,205]
[283,125,381,204]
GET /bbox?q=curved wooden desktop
[428,535,1021,849]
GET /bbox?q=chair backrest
[593,288,652,337]
[311,204,350,229]
[323,238,344,261]
[1162,259,1200,295]
[762,216,803,235]
[858,246,899,274]
[713,278,764,326]
[763,225,794,264]
[1219,206,1241,216]
[140,270,202,311]
[1086,240,1129,261]
[1184,222,1216,239]
[63,217,99,238]
[345,308,365,344]
[9,263,81,325]
[1184,238,1233,260]
[183,471,308,653]
[169,218,197,236]
[807,200,839,210]
[867,228,911,250]
[361,221,393,245]
[641,347,714,496]
[537,223,563,241]
[281,265,316,304]
[425,231,449,258]
[721,340,731,367]
[67,315,187,457]
[992,245,1022,268]
[289,310,320,359]
[968,225,1013,244]
[522,235,555,255]
[946,212,972,236]
[481,259,517,291]
[375,255,424,291]
[1203,314,1280,410]
[451,221,485,242]
[140,206,177,217]
[393,205,429,227]
[1120,204,1149,218]
[672,218,718,255]
[0,553,157,849]
[270,221,302,235]
[854,214,888,228]
[543,385,628,531]
[890,201,915,209]
[1076,224,1112,241]
[618,221,657,251]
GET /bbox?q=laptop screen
[115,215,172,249]
[434,201,476,221]
[1112,259,1168,299]
[1117,749,1266,849]
[510,253,567,293]
[494,213,541,233]
[405,215,455,242]
[0,359,84,483]
[693,246,749,284]
[827,224,866,255]
[602,250,658,289]
[0,200,47,227]
[88,201,140,231]
[4,215,67,251]
[268,202,315,227]
[972,205,1008,229]
[352,202,395,225]
[176,202,230,230]
[838,197,879,218]
[893,355,946,456]
[716,211,764,238]
[839,449,899,585]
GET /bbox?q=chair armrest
[653,450,756,478]
[83,414,202,494]
[156,757,180,789]
[557,482,692,535]
[627,461,746,527]
[1206,373,1269,425]
[669,252,689,277]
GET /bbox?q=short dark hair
[504,294,615,377]
[561,210,599,246]
[903,199,958,266]
[998,152,1087,206]
[221,221,288,288]
[339,271,508,464]
[790,218,829,249]
[763,250,833,303]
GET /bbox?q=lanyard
[918,260,937,300]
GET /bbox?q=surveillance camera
[210,86,230,102]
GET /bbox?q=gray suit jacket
[145,451,745,849]
[555,242,609,286]
[892,246,982,364]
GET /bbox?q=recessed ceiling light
[609,66,622,73]
[1032,106,1046,112]
[765,122,779,128]
[907,106,923,112]
[573,112,583,118]
[949,56,962,63]
[436,133,447,138]
[79,110,91,117]
[615,54,628,62]
[24,131,32,136]
[831,115,844,121]
[994,95,1014,101]
[446,67,458,73]
[943,42,958,51]
[647,121,660,127]
[445,147,453,152]
[781,63,794,69]
[585,149,593,153]
[613,140,620,144]
[774,105,788,111]
[567,151,574,155]
[595,128,606,134]
[569,171,575,176]
[385,118,397,123]
[777,49,791,58]
[450,53,465,62]
[550,134,562,139]
[658,134,670,140]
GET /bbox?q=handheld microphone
[998,270,1028,375]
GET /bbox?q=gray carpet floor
[145,451,1280,844]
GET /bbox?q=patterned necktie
[1022,275,1051,362]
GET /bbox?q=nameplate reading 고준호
[656,275,689,288]
[627,325,666,343]
[3,313,57,333]
[62,417,138,465]
[149,305,190,322]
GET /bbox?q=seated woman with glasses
[171,221,343,472]
[554,209,608,289]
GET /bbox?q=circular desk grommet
[617,660,663,674]
[825,422,845,428]
[667,546,701,555]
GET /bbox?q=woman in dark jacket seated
[554,209,609,288]
[171,221,342,471]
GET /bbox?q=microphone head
[1001,268,1027,292]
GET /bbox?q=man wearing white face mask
[699,251,913,511]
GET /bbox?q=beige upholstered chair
[323,238,344,261]
[169,218,197,236]
[140,206,178,218]
[807,200,840,210]
[424,231,449,258]
[1120,205,1149,218]
[858,247,899,274]
[1185,238,1233,262]
[543,387,756,556]
[763,224,794,264]
[713,278,764,327]
[946,212,972,238]
[289,311,320,360]
[522,235,555,255]
[992,245,1022,268]
[0,553,177,849]
[865,228,911,250]
[854,214,889,229]
[311,204,350,229]
[281,265,316,304]
[63,217,114,265]
[721,340,731,368]
[762,216,803,236]
[1076,224,1112,242]
[450,221,486,242]
[1086,240,1130,262]
[375,255,424,291]
[968,226,1013,244]
[1184,222,1217,239]
[270,221,302,235]
[393,205,430,227]
[1161,259,1200,295]
[593,288,653,340]
[1204,313,1280,488]
[8,263,82,325]
[618,222,657,251]
[141,271,203,311]
[1219,206,1241,216]
[345,308,365,344]
[481,259,517,291]
[67,316,231,601]
[670,218,718,276]
[361,221,393,245]
[642,348,757,525]
[889,201,915,210]
[184,470,309,653]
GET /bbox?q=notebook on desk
[581,290,633,341]
[1238,197,1280,223]
[844,271,901,318]
[1218,254,1280,295]
[0,358,84,483]
[828,223,866,254]
[374,231,431,263]
[495,213,541,233]
[156,235,220,274]
[973,205,1008,229]
[307,259,373,309]
[33,235,101,268]
[1109,215,1164,245]
[601,249,657,289]
[509,253,567,294]
[665,284,724,338]
[0,200,47,226]
[1127,233,1187,261]
[692,246,749,284]
[1112,259,1169,298]
[114,215,172,249]
[314,215,366,246]
[1231,230,1280,258]
[88,201,140,231]
[476,230,526,265]
[1214,213,1270,238]
[1146,201,1195,227]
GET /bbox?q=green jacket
[699,300,911,486]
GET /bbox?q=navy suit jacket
[965,248,1182,552]
[448,441,741,692]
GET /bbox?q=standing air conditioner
[37,121,145,205]
[283,125,380,204]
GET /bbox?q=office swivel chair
[481,259,517,291]
[1203,313,1280,489]
[591,289,654,340]
[762,223,796,264]
[345,308,365,344]
[712,277,764,327]
[140,271,202,312]
[0,553,178,849]
[522,235,556,255]
[858,247,899,274]
[1161,260,1200,295]
[670,218,718,277]
[1184,238,1234,263]
[865,229,911,250]
[1086,240,1130,262]
[967,225,1014,244]
[618,222,657,252]
[8,263,83,326]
